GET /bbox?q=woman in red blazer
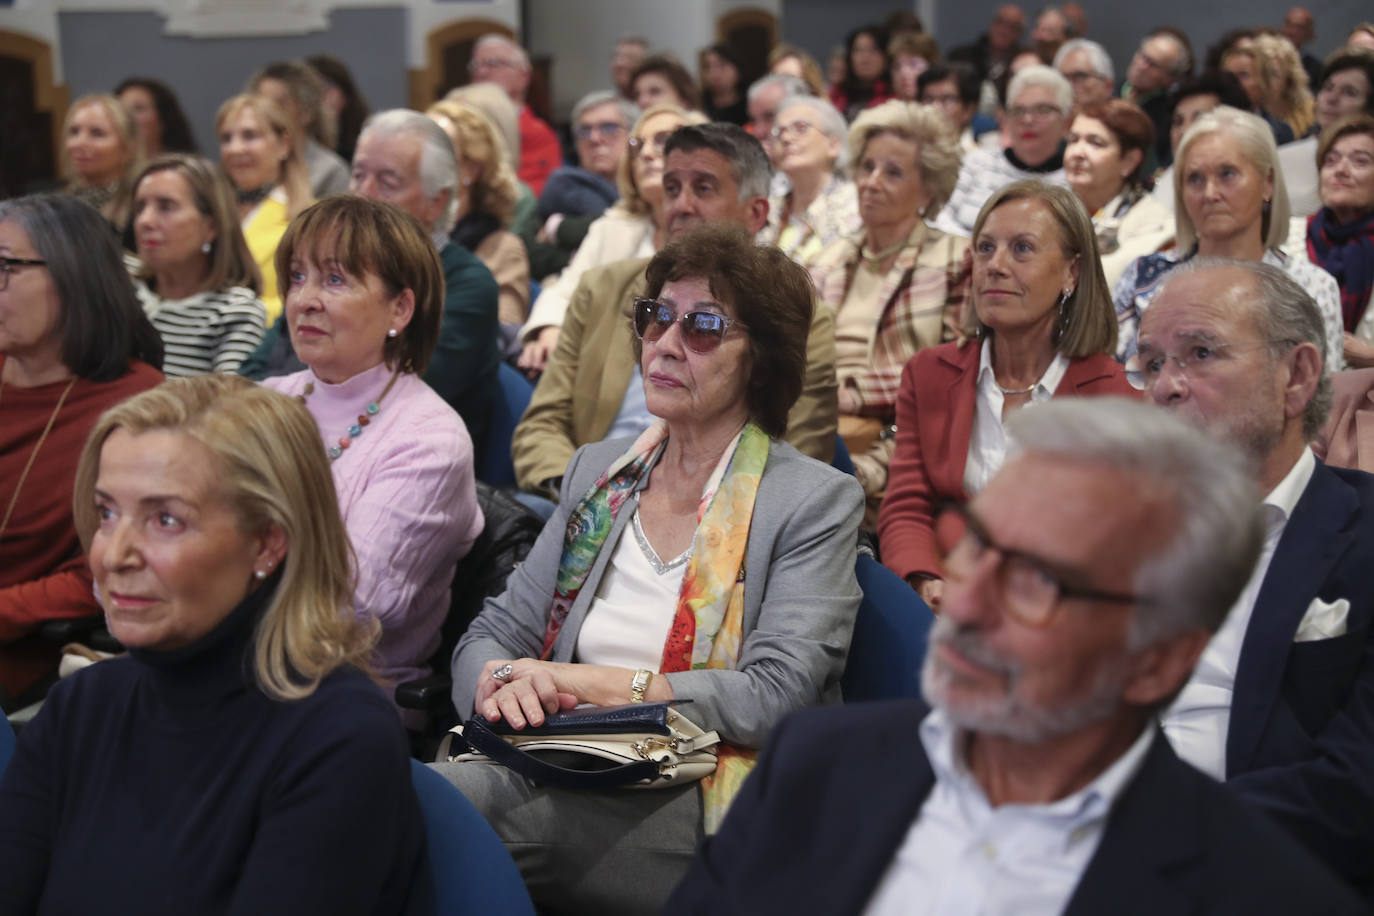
[878,180,1137,608]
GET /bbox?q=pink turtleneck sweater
[264,363,482,694]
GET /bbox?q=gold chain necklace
[0,376,79,540]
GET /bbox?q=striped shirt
[136,283,268,378]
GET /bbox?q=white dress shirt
[963,339,1070,496]
[1162,447,1316,780]
[864,709,1157,916]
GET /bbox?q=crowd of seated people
[3,10,1374,913]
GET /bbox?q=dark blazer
[877,340,1136,581]
[1226,460,1374,895]
[666,701,1369,916]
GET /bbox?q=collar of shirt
[975,337,1071,405]
[1263,446,1315,539]
[917,707,1157,849]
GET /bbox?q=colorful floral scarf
[540,419,769,832]
[1308,208,1374,333]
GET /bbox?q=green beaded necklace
[297,370,402,461]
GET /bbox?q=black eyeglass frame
[0,256,48,291]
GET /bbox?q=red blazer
[877,340,1137,582]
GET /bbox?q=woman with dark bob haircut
[0,374,423,912]
[630,53,701,112]
[433,222,863,915]
[0,194,163,707]
[261,195,481,721]
[115,76,198,156]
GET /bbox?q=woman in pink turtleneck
[262,197,481,712]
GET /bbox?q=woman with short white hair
[756,94,861,268]
[934,65,1073,236]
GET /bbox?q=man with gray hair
[746,73,809,167]
[668,397,1365,913]
[1140,258,1374,897]
[513,123,838,500]
[240,109,501,452]
[470,33,559,195]
[1054,38,1114,107]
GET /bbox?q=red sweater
[0,359,163,696]
[518,105,561,197]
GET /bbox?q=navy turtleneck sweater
[0,579,424,914]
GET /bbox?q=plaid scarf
[1307,208,1374,332]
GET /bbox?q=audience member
[767,43,826,97]
[433,223,863,915]
[745,73,808,163]
[1221,44,1294,143]
[1315,51,1374,131]
[1307,115,1374,366]
[1054,38,1114,107]
[889,31,940,103]
[700,43,747,125]
[428,99,532,329]
[758,94,859,269]
[948,4,1025,87]
[1115,107,1342,368]
[130,154,266,377]
[518,105,705,375]
[530,91,638,281]
[261,195,482,708]
[1122,28,1194,166]
[670,396,1367,915]
[1280,6,1323,90]
[809,101,967,508]
[0,194,164,706]
[830,25,892,120]
[1253,33,1316,139]
[1150,70,1254,210]
[611,36,649,100]
[215,93,311,324]
[307,54,371,165]
[1030,5,1074,64]
[115,77,197,156]
[630,54,701,113]
[248,60,351,198]
[918,63,986,153]
[470,34,560,197]
[0,375,422,913]
[935,66,1073,236]
[1140,258,1374,897]
[1065,101,1175,288]
[1062,1,1087,37]
[512,123,838,498]
[1350,24,1374,55]
[879,180,1134,608]
[62,94,141,236]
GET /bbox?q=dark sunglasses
[632,297,741,353]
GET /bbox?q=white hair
[1053,38,1114,83]
[474,34,530,72]
[747,73,809,103]
[571,90,640,131]
[1007,64,1074,114]
[357,109,460,239]
[776,94,850,172]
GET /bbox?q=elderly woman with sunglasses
[518,105,707,375]
[433,224,862,916]
[756,95,861,270]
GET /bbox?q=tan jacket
[512,257,839,494]
[473,229,531,326]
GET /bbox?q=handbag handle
[460,716,664,789]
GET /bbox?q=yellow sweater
[241,189,291,324]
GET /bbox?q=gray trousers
[429,760,703,915]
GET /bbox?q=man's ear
[1121,627,1211,709]
[1281,341,1322,424]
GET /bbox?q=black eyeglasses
[632,297,741,354]
[0,256,47,292]
[933,502,1155,628]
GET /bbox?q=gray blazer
[451,436,864,747]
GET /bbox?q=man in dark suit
[668,398,1366,915]
[1141,258,1374,898]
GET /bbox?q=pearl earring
[254,569,267,580]
[202,241,212,254]
[387,328,398,338]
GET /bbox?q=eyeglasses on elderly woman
[632,296,744,353]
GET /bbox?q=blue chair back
[832,435,855,476]
[0,715,14,779]
[408,759,535,915]
[843,554,933,701]
[477,363,535,487]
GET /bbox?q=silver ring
[492,663,514,683]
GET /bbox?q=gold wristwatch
[630,668,653,703]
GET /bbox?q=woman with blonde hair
[809,99,968,508]
[215,93,312,323]
[130,153,266,376]
[1253,33,1316,139]
[769,43,827,96]
[427,99,530,327]
[0,374,423,911]
[62,94,142,234]
[517,103,707,374]
[248,60,351,197]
